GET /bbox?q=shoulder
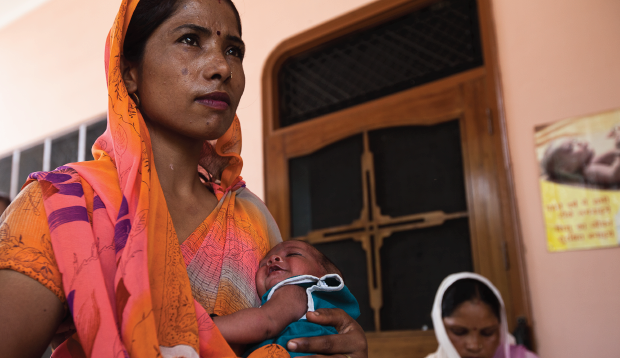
[235,187,282,248]
[0,181,66,305]
[510,344,540,358]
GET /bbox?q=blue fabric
[244,275,360,357]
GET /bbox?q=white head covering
[429,272,510,358]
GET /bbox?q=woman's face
[443,300,501,358]
[126,0,245,141]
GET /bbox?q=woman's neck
[145,119,206,198]
[144,118,220,243]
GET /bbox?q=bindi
[217,31,221,36]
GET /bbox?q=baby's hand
[608,126,620,149]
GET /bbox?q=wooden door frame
[261,0,534,349]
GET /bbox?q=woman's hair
[441,278,501,321]
[123,0,242,63]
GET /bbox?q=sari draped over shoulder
[0,0,280,357]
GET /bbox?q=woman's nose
[201,47,232,82]
[465,335,482,352]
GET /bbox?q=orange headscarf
[24,0,274,356]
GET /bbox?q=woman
[0,0,366,357]
[426,273,539,358]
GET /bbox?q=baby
[212,240,360,357]
[541,134,620,186]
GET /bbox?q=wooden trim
[477,0,535,343]
[366,330,438,358]
[262,0,457,136]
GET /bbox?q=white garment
[425,272,538,358]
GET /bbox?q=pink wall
[0,0,377,199]
[491,0,620,356]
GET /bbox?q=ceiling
[0,0,51,30]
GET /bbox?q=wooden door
[262,1,531,357]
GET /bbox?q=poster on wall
[535,108,620,252]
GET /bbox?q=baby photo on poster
[535,108,620,252]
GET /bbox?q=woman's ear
[120,56,139,94]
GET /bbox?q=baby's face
[256,241,325,297]
[556,138,594,173]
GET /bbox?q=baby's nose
[268,255,282,264]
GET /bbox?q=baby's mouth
[268,265,284,275]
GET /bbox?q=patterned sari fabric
[0,0,281,356]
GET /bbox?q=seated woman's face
[130,0,245,141]
[442,299,500,358]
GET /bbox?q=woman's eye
[450,328,467,336]
[481,328,497,337]
[226,46,244,60]
[179,35,199,47]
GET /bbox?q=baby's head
[541,137,594,180]
[256,240,341,297]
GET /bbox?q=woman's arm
[286,308,368,358]
[213,284,307,345]
[0,269,64,358]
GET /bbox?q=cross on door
[294,129,469,332]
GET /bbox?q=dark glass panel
[18,144,44,187]
[0,155,12,195]
[379,218,473,330]
[51,130,79,169]
[278,0,482,127]
[85,119,107,161]
[314,239,375,331]
[369,120,467,217]
[289,134,364,237]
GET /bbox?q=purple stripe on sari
[47,206,90,233]
[57,183,85,197]
[93,195,106,211]
[114,219,131,253]
[67,290,76,315]
[44,173,72,184]
[117,196,129,219]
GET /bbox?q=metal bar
[43,138,52,171]
[78,124,87,162]
[9,150,20,200]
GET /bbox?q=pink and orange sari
[0,0,284,356]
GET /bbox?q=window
[0,119,106,200]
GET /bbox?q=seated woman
[0,0,366,357]
[426,272,539,358]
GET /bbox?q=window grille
[0,119,106,200]
[278,0,483,128]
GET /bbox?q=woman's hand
[286,308,367,358]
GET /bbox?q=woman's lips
[196,91,230,110]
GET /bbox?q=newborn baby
[542,132,620,186]
[212,240,360,357]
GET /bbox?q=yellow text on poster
[541,180,620,252]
